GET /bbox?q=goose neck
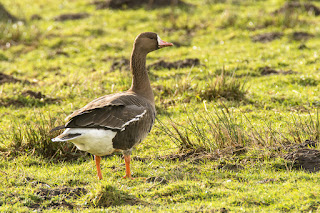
[129,48,154,102]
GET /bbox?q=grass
[198,71,248,101]
[87,184,144,207]
[154,71,247,104]
[0,114,87,161]
[0,21,41,46]
[159,106,320,152]
[0,0,320,211]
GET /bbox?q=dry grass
[287,111,320,143]
[158,106,319,152]
[0,114,86,161]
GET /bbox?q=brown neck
[129,47,154,103]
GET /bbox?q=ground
[0,0,320,212]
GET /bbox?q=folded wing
[65,104,147,131]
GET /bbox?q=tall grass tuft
[199,72,247,101]
[0,22,41,46]
[155,71,247,102]
[158,106,319,152]
[86,185,143,207]
[287,111,320,143]
[0,114,86,161]
[158,106,250,151]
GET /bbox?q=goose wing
[65,104,146,131]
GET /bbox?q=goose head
[134,32,173,53]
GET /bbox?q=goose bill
[157,36,173,48]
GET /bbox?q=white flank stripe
[121,110,147,131]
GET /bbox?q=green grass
[1,0,320,211]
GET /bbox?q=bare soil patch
[277,140,320,173]
[109,58,200,72]
[0,3,19,22]
[21,90,58,103]
[148,58,200,70]
[291,32,314,41]
[91,0,189,10]
[21,90,46,99]
[0,72,26,84]
[134,146,247,163]
[110,58,130,72]
[251,32,283,43]
[284,149,320,172]
[273,2,320,16]
[17,177,87,210]
[30,187,87,210]
[53,13,90,21]
[30,14,42,20]
[258,66,295,76]
[298,44,308,50]
[35,187,87,200]
[45,199,74,210]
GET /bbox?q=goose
[51,32,173,180]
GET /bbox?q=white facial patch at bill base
[157,35,162,46]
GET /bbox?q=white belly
[63,128,117,156]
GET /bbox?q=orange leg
[95,155,103,180]
[122,155,132,179]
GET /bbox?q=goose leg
[95,155,103,180]
[123,154,132,179]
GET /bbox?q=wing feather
[59,93,153,131]
[66,104,147,131]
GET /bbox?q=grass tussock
[199,72,247,101]
[87,185,144,208]
[158,106,249,151]
[156,72,247,102]
[158,106,320,152]
[288,111,320,143]
[0,22,41,46]
[0,114,85,161]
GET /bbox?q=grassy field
[0,0,320,211]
